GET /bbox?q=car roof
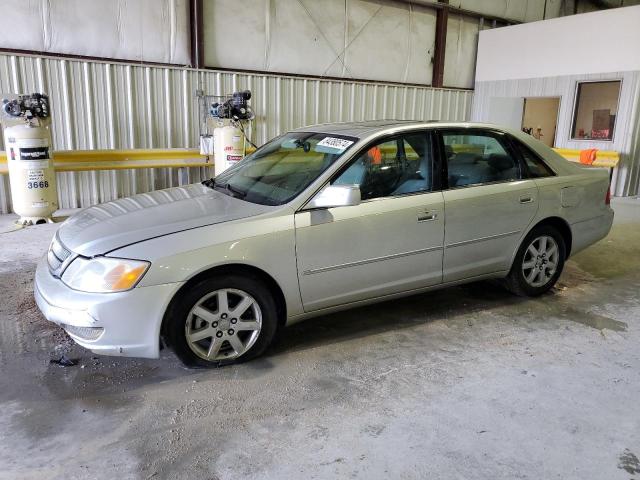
[291,120,507,139]
[290,120,580,176]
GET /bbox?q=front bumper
[34,255,182,358]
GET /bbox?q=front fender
[110,210,304,317]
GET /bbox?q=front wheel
[166,275,279,367]
[505,225,566,297]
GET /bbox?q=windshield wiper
[202,178,216,189]
[224,183,247,199]
[203,178,248,199]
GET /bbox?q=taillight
[605,186,611,205]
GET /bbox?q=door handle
[519,195,534,204]
[418,212,437,222]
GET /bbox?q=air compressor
[1,93,58,224]
[199,90,255,176]
[212,123,245,177]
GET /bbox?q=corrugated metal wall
[0,53,473,213]
[471,71,640,197]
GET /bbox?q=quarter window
[442,132,520,188]
[517,143,554,178]
[332,133,432,201]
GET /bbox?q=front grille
[48,235,73,276]
[62,324,104,341]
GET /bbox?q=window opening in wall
[571,80,621,141]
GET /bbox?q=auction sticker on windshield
[316,137,354,153]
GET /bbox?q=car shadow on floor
[269,230,640,361]
[269,279,530,357]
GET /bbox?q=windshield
[210,132,358,205]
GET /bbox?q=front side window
[571,80,621,141]
[213,132,357,205]
[332,133,432,201]
[442,131,520,188]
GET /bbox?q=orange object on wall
[368,146,382,165]
[579,149,598,165]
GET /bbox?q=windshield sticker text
[316,137,354,152]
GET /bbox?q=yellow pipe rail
[551,148,620,168]
[0,146,618,174]
[0,148,214,174]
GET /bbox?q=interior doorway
[521,97,561,147]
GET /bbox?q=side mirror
[306,184,361,209]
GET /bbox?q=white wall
[472,5,640,196]
[0,0,190,64]
[475,5,640,82]
[486,97,524,130]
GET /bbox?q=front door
[439,129,539,282]
[295,131,444,312]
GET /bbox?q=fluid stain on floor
[618,449,640,475]
[559,306,628,332]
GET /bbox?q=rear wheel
[166,275,279,367]
[505,225,566,297]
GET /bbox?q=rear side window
[441,131,521,188]
[512,140,555,178]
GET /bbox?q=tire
[504,225,566,297]
[165,274,279,367]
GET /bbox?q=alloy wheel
[522,235,559,288]
[185,288,262,361]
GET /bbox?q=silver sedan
[34,121,614,366]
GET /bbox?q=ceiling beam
[399,0,521,25]
[189,0,204,69]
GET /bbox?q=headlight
[61,257,150,293]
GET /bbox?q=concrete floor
[0,199,639,480]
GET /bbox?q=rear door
[438,128,539,282]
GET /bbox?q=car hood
[57,184,275,257]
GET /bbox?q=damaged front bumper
[34,255,182,359]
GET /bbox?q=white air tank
[214,124,245,177]
[4,123,58,224]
